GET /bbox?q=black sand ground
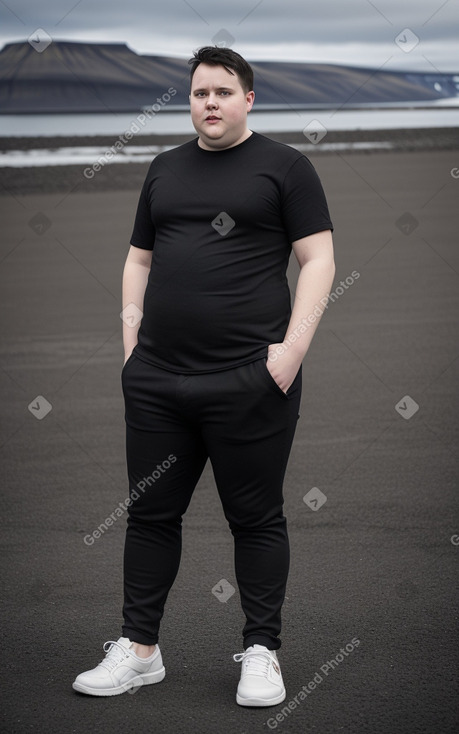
[0,139,458,733]
[1,127,458,197]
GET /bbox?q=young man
[73,46,335,707]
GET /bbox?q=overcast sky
[1,0,458,70]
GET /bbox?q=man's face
[189,63,255,150]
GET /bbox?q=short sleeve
[130,170,156,250]
[281,155,333,242]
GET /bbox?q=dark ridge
[1,40,457,114]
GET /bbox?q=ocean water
[1,105,459,138]
[1,106,457,167]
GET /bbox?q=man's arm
[266,229,336,392]
[122,245,153,364]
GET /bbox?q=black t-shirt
[130,131,333,374]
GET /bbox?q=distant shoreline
[1,102,458,115]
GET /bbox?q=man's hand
[266,343,303,393]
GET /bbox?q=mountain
[0,40,457,114]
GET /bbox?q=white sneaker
[72,637,165,696]
[233,644,286,707]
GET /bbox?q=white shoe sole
[236,689,286,707]
[72,666,165,696]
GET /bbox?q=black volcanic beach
[1,128,458,734]
[1,126,458,195]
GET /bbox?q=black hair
[188,46,254,93]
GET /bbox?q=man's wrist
[268,342,305,368]
[275,340,306,359]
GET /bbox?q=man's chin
[200,126,224,140]
[198,131,231,150]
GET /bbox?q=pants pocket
[256,357,290,399]
[121,351,136,377]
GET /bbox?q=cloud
[0,0,457,68]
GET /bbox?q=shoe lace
[233,649,272,677]
[99,640,130,671]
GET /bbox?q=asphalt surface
[1,147,458,733]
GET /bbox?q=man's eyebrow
[192,86,234,93]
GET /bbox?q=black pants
[120,349,302,650]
